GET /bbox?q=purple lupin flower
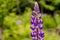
[39,30,44,38]
[31,31,36,37]
[39,24,44,29]
[30,2,44,40]
[32,37,38,40]
[30,25,35,30]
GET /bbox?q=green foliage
[4,13,20,40]
[42,15,57,29]
[54,14,60,29]
[0,0,18,26]
[4,8,32,40]
[40,0,55,11]
[0,0,17,16]
[54,0,60,5]
[40,0,60,11]
[44,31,59,40]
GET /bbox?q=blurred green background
[0,0,60,40]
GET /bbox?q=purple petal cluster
[32,37,38,40]
[30,2,44,40]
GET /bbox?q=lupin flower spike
[30,2,44,40]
